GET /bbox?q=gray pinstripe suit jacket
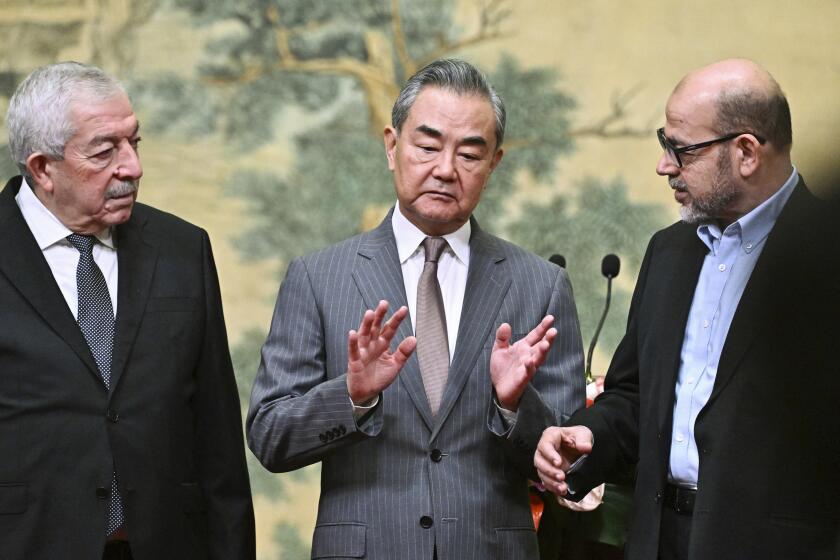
[247,210,584,560]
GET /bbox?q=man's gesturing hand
[347,300,416,404]
[534,426,594,496]
[489,315,557,411]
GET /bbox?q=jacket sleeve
[246,257,383,473]
[564,236,656,499]
[488,265,586,480]
[194,231,256,559]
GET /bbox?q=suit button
[419,515,433,528]
[106,409,119,423]
[319,433,328,443]
[331,427,341,438]
[339,424,346,435]
[430,449,443,462]
[96,487,109,500]
[654,492,662,504]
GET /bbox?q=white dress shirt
[14,178,118,318]
[391,203,470,359]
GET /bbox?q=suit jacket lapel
[351,210,434,430]
[654,225,707,433]
[0,177,103,383]
[109,210,158,394]
[431,221,510,442]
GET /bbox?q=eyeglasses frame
[657,127,766,168]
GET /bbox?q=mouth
[104,191,137,212]
[108,191,135,201]
[674,190,689,203]
[422,191,456,200]
[669,178,689,203]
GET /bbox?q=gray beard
[674,152,738,224]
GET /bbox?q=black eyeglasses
[657,127,766,168]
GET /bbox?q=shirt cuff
[350,394,380,421]
[494,398,518,428]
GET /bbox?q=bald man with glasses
[536,58,840,560]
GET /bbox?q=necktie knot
[68,233,96,255]
[422,237,448,264]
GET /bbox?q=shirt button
[420,515,434,528]
[675,433,685,443]
[718,264,726,272]
[745,243,753,250]
[687,377,695,384]
[702,320,709,328]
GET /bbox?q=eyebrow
[415,124,442,139]
[414,124,488,147]
[461,135,488,147]
[664,130,692,148]
[87,122,142,148]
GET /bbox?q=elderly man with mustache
[0,62,255,560]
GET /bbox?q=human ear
[735,135,761,178]
[25,153,56,194]
[488,148,504,173]
[383,127,398,171]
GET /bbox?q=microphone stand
[585,254,620,383]
[585,275,613,383]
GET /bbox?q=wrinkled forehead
[409,88,496,136]
[68,92,136,127]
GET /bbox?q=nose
[656,150,678,177]
[115,141,143,180]
[432,151,456,182]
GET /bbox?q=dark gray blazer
[247,210,584,560]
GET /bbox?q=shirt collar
[391,203,471,265]
[14,177,116,250]
[697,166,798,255]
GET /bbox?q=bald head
[674,58,792,151]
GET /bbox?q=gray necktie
[67,234,124,536]
[416,237,450,416]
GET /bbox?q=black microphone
[585,254,621,379]
[601,253,620,279]
[549,254,566,268]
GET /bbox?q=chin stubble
[674,152,738,224]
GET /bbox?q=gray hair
[391,59,506,149]
[6,61,126,180]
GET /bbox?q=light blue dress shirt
[668,167,798,487]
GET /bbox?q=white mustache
[669,178,687,191]
[106,180,138,199]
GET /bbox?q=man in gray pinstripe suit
[247,59,584,560]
